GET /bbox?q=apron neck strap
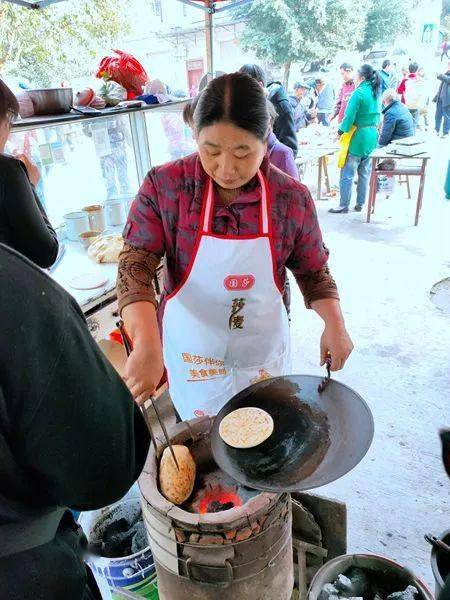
[202,170,270,235]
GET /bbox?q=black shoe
[329,206,349,214]
[354,204,363,212]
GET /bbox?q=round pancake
[219,407,274,449]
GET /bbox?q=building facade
[120,0,260,94]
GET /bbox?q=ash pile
[319,567,420,600]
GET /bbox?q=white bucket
[78,493,157,600]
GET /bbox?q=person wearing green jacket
[329,64,382,214]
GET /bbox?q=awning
[0,0,66,8]
[0,0,252,10]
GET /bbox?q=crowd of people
[229,58,449,214]
[288,58,449,139]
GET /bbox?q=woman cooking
[117,73,353,420]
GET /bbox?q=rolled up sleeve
[117,244,160,315]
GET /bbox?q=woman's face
[0,118,11,153]
[197,121,267,189]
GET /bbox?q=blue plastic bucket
[79,496,158,599]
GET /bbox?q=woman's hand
[121,302,163,406]
[16,153,41,187]
[320,323,353,371]
[123,342,164,406]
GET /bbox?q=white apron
[162,171,291,421]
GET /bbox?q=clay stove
[139,416,294,600]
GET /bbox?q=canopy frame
[176,0,253,81]
[1,0,253,83]
[1,0,66,8]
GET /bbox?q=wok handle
[318,354,332,393]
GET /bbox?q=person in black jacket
[239,64,298,157]
[0,79,58,267]
[0,243,151,599]
[433,60,450,137]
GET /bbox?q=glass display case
[10,101,195,230]
[9,102,194,335]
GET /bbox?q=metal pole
[205,1,214,82]
[0,0,37,7]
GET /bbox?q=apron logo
[224,274,255,291]
[189,367,227,380]
[182,354,227,381]
[229,298,246,330]
[182,353,224,367]
[194,409,205,417]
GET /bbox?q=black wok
[210,373,374,492]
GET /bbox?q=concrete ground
[289,134,449,589]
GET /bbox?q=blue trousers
[317,112,330,126]
[100,143,130,199]
[339,153,372,208]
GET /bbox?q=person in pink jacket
[331,63,356,124]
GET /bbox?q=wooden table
[296,146,339,201]
[367,146,430,226]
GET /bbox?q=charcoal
[91,514,147,558]
[103,518,129,542]
[208,500,235,513]
[386,586,418,600]
[131,521,149,554]
[335,575,353,594]
[103,528,135,558]
[319,583,339,600]
[340,567,369,597]
[90,517,133,557]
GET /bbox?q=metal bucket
[431,529,450,597]
[79,496,157,599]
[308,553,433,600]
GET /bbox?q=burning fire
[198,485,243,514]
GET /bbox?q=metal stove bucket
[139,416,294,600]
[431,529,450,597]
[308,553,433,600]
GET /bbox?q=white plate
[69,273,108,290]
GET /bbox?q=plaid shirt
[123,153,330,297]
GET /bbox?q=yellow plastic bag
[337,125,357,169]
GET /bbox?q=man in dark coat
[378,89,415,147]
[289,81,313,131]
[0,243,150,599]
[239,64,298,157]
[434,60,450,137]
